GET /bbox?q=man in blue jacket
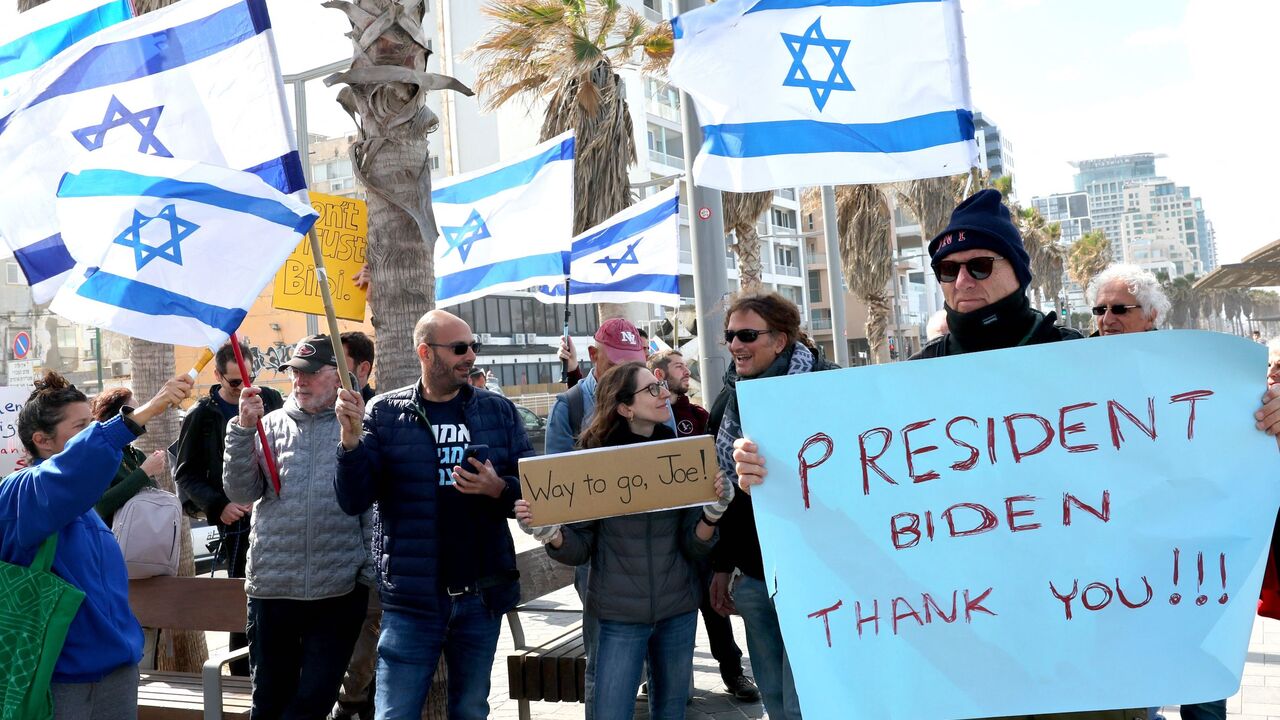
[334,309,532,720]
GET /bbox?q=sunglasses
[1091,304,1142,316]
[224,377,255,388]
[426,341,482,355]
[629,380,669,399]
[933,256,1005,283]
[724,328,774,344]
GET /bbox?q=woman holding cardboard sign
[515,361,734,720]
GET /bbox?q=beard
[429,352,468,392]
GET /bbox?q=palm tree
[832,186,893,362]
[895,174,970,244]
[1067,230,1111,303]
[722,191,773,292]
[469,0,665,317]
[325,2,472,714]
[326,0,473,390]
[16,0,209,676]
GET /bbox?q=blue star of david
[71,95,173,157]
[781,18,854,112]
[441,209,491,264]
[113,204,198,270]
[595,238,642,276]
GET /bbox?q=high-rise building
[1030,191,1091,244]
[1064,153,1216,278]
[973,112,1016,197]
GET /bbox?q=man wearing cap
[334,310,532,719]
[223,334,373,719]
[175,339,284,675]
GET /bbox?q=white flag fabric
[668,0,978,192]
[533,186,681,307]
[51,154,317,349]
[0,0,302,304]
[432,132,575,308]
[0,0,133,98]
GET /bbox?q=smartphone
[462,444,490,467]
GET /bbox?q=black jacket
[334,383,532,616]
[174,384,284,522]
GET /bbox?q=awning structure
[1195,238,1280,290]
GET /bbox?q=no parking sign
[11,331,29,360]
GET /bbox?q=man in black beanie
[914,188,1082,358]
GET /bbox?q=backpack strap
[566,383,586,440]
[31,534,58,572]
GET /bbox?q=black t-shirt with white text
[420,392,483,589]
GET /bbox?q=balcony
[648,149,684,168]
[773,265,801,277]
[645,99,680,123]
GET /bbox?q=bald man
[335,310,533,719]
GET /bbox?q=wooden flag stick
[305,226,354,394]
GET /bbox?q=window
[56,325,77,349]
[5,262,19,285]
[778,285,801,306]
[776,246,796,269]
[807,270,822,302]
[771,208,797,230]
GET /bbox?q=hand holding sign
[702,470,735,524]
[515,499,562,546]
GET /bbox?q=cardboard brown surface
[520,435,718,526]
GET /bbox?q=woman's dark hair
[725,292,803,346]
[18,371,88,457]
[577,362,647,450]
[91,387,133,423]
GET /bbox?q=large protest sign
[272,192,368,321]
[520,435,718,526]
[0,386,29,476]
[737,331,1280,719]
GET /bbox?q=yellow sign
[272,192,368,321]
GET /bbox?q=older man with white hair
[1087,264,1171,336]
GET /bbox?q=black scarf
[945,290,1040,354]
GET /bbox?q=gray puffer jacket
[546,424,716,624]
[223,396,372,600]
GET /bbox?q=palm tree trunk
[733,226,765,294]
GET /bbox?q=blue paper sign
[737,331,1280,719]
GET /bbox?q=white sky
[2,0,1277,265]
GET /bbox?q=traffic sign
[697,207,712,220]
[7,360,32,387]
[12,331,30,360]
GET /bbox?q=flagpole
[560,279,571,383]
[305,226,355,394]
[229,332,282,496]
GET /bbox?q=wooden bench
[504,545,580,720]
[129,576,252,720]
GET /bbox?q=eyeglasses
[224,377,254,388]
[724,328,774,344]
[1091,304,1141,316]
[629,380,669,399]
[426,341,482,355]
[933,256,1006,283]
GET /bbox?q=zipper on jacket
[647,513,656,623]
[304,412,313,598]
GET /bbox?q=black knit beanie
[927,189,1032,290]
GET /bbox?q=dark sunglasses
[426,341,482,355]
[724,328,774,344]
[1091,304,1141,316]
[933,256,1005,283]
[224,377,254,388]
[629,380,669,399]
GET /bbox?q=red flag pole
[229,332,282,496]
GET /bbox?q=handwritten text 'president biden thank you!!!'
[738,331,1280,720]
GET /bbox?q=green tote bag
[0,535,87,720]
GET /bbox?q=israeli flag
[534,186,681,307]
[0,0,303,304]
[668,0,978,192]
[0,0,133,98]
[432,132,574,308]
[51,154,317,349]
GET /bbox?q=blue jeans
[593,610,698,720]
[374,594,503,720]
[576,564,600,720]
[733,575,803,719]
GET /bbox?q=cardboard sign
[271,192,368,320]
[0,386,29,475]
[520,435,718,525]
[737,331,1280,720]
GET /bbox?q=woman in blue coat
[0,371,191,720]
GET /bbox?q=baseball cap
[279,334,339,373]
[594,318,647,363]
